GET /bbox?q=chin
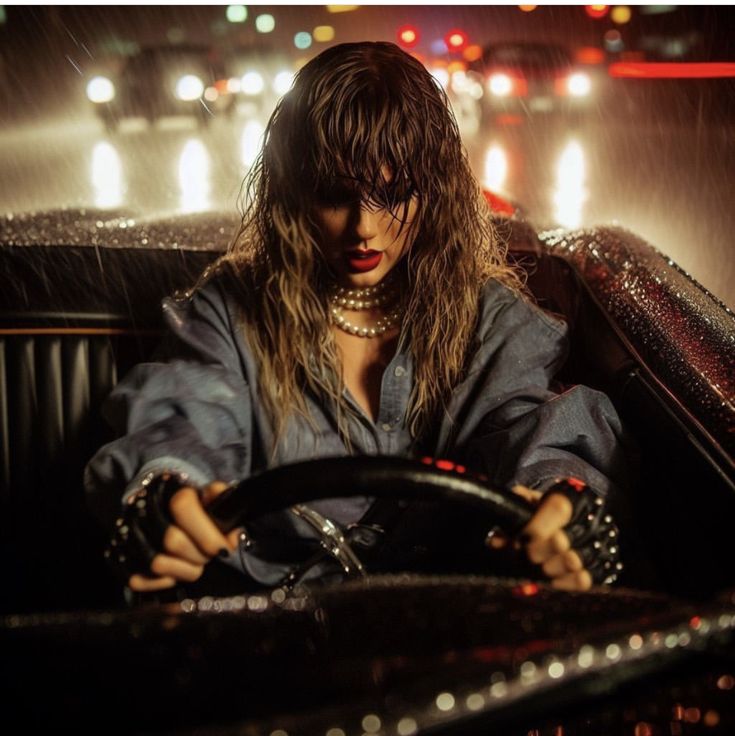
[344,270,385,287]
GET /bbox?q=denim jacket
[85,276,627,583]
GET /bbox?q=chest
[334,329,399,422]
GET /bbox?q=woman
[86,42,625,595]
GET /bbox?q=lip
[345,249,383,273]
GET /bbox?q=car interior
[1,212,734,615]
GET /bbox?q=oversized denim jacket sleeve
[84,279,255,522]
[447,280,628,497]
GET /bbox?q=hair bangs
[223,41,524,453]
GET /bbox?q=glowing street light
[397,25,419,49]
[294,32,312,50]
[585,5,610,19]
[226,5,247,23]
[611,5,632,24]
[255,14,275,33]
[445,29,468,53]
[313,25,335,42]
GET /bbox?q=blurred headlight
[567,72,591,97]
[176,75,205,101]
[488,73,513,97]
[273,70,295,96]
[86,76,115,103]
[241,71,265,95]
[430,68,449,89]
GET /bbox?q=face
[313,169,418,289]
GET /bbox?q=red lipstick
[345,249,383,273]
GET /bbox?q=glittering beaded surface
[540,225,735,459]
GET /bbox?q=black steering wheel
[204,456,535,584]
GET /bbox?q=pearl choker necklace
[327,274,402,338]
[330,304,402,337]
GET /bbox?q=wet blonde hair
[219,41,522,452]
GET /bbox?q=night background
[1,4,734,305]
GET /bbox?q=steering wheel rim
[208,456,533,531]
[205,456,534,582]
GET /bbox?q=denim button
[381,423,392,432]
[394,365,406,377]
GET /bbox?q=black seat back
[1,243,218,611]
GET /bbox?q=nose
[355,204,378,243]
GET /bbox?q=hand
[487,484,593,591]
[128,481,240,593]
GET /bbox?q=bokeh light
[604,29,624,53]
[86,76,115,103]
[463,44,483,62]
[294,31,312,50]
[585,5,610,19]
[255,14,275,33]
[240,120,265,170]
[398,25,419,48]
[92,142,124,208]
[313,25,335,42]
[553,139,588,228]
[178,139,211,213]
[483,144,508,193]
[226,5,247,23]
[175,75,204,101]
[240,71,264,95]
[445,29,468,52]
[611,5,631,23]
[576,46,605,64]
[430,67,449,89]
[274,70,295,95]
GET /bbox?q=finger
[542,549,583,578]
[201,480,232,506]
[162,525,209,566]
[204,482,241,553]
[169,486,235,557]
[225,527,242,550]
[128,573,177,592]
[526,529,570,564]
[150,553,205,583]
[522,492,573,542]
[510,484,542,504]
[551,569,593,592]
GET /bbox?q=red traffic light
[585,5,610,19]
[397,25,419,48]
[444,28,468,52]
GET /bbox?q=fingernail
[218,548,230,559]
